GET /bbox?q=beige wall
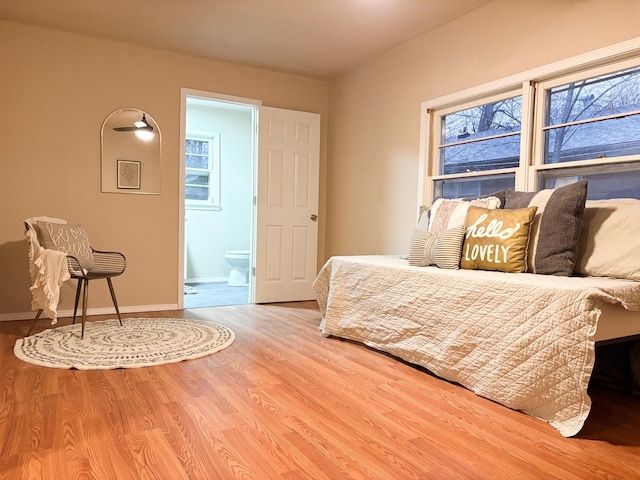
[3,0,640,319]
[326,0,640,258]
[0,21,328,318]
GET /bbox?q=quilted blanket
[314,255,640,437]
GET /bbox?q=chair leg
[72,279,82,325]
[26,309,43,337]
[107,277,123,327]
[81,279,89,339]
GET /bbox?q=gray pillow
[503,180,588,276]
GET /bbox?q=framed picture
[117,160,141,189]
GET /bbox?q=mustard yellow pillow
[461,206,538,273]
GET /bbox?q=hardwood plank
[123,429,190,480]
[1,302,640,479]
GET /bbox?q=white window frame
[418,36,640,212]
[185,130,221,210]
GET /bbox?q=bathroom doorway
[181,91,259,308]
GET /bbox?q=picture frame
[117,160,141,189]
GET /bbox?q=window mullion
[530,77,549,189]
[518,81,536,191]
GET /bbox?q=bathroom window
[185,131,221,209]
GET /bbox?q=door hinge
[252,267,256,277]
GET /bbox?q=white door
[254,107,321,303]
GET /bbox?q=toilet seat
[225,250,250,258]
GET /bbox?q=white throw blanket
[314,255,640,437]
[25,217,71,325]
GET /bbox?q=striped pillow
[409,225,465,269]
[503,180,588,276]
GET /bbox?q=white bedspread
[313,255,640,437]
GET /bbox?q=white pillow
[575,198,640,280]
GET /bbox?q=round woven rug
[14,317,235,370]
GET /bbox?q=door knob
[310,214,318,222]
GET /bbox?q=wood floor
[1,302,639,479]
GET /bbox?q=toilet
[224,250,250,286]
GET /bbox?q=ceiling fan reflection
[113,113,154,133]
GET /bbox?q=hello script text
[464,213,521,264]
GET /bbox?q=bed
[314,255,640,437]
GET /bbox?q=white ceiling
[0,0,492,79]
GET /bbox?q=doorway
[179,89,321,309]
[180,90,260,309]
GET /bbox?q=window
[422,40,640,203]
[185,132,220,209]
[434,173,516,200]
[429,91,522,199]
[541,66,640,164]
[533,60,640,198]
[538,163,640,199]
[440,95,522,174]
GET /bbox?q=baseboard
[0,304,180,322]
[185,277,228,284]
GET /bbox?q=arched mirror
[101,108,161,194]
